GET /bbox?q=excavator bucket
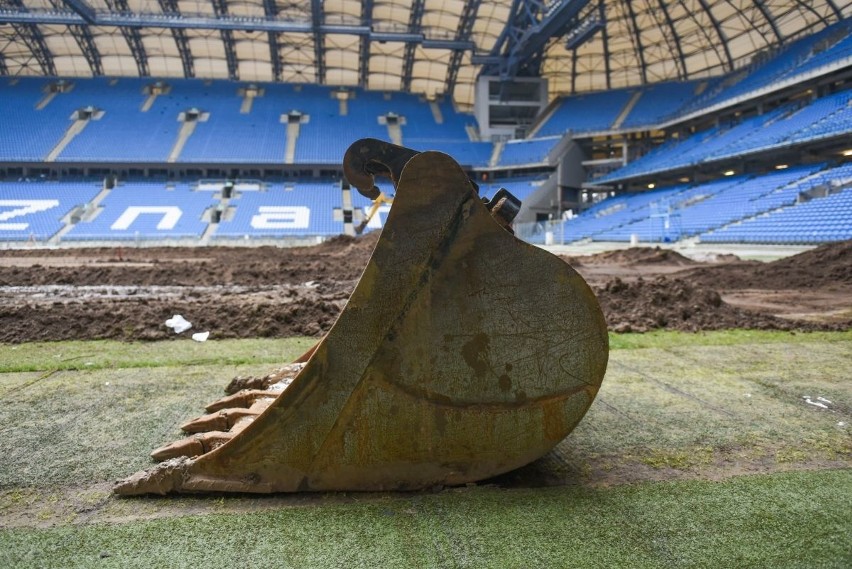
[115,139,608,495]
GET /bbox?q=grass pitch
[0,331,849,568]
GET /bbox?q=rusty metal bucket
[114,142,608,495]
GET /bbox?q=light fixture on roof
[842,149,852,157]
[775,164,789,170]
[647,183,655,189]
[723,170,735,176]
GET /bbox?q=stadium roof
[0,1,849,108]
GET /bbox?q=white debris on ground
[838,422,847,428]
[191,331,210,342]
[802,395,830,409]
[303,281,318,289]
[165,314,192,334]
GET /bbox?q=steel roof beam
[261,0,281,82]
[11,23,56,76]
[358,0,374,88]
[62,0,96,24]
[695,0,734,71]
[211,0,238,80]
[624,0,647,83]
[311,0,325,84]
[824,0,842,18]
[67,24,103,76]
[752,0,782,44]
[401,0,426,92]
[791,0,832,27]
[446,0,482,95]
[475,0,591,81]
[157,0,194,78]
[5,0,55,75]
[105,0,149,76]
[0,9,474,49]
[598,2,611,89]
[656,0,686,80]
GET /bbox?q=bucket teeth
[204,389,275,413]
[150,432,234,461]
[182,398,275,433]
[181,409,256,433]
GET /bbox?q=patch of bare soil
[0,235,849,343]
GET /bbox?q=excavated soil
[1,237,850,343]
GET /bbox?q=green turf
[1,470,849,568]
[2,330,849,373]
[0,332,849,567]
[605,329,852,350]
[0,337,848,490]
[0,337,316,373]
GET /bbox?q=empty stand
[556,164,849,243]
[498,137,560,167]
[214,181,343,238]
[64,183,216,240]
[598,89,852,184]
[0,180,101,241]
[535,88,635,136]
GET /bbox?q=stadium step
[45,116,90,162]
[285,121,300,164]
[168,120,198,163]
[429,101,444,124]
[611,91,643,130]
[489,139,506,167]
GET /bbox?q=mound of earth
[0,233,379,288]
[0,236,849,343]
[595,276,846,333]
[679,240,852,290]
[562,246,697,267]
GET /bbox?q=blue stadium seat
[64,182,215,240]
[0,180,101,241]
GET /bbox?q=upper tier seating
[498,137,560,167]
[0,78,82,161]
[0,180,101,241]
[535,88,634,136]
[179,83,289,163]
[0,78,477,166]
[620,81,703,129]
[530,20,850,139]
[597,88,852,183]
[678,19,852,115]
[64,183,215,240]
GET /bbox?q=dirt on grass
[0,236,850,343]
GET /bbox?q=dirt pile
[595,276,841,333]
[0,236,378,288]
[563,246,697,267]
[679,240,852,290]
[0,236,849,343]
